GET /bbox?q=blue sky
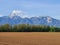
[0,0,60,19]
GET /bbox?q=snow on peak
[46,16,52,23]
[9,10,29,18]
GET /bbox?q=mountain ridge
[0,15,60,27]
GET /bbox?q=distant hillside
[0,15,60,27]
[0,10,60,27]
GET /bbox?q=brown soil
[0,32,60,45]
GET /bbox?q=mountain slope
[0,10,60,27]
[0,15,60,27]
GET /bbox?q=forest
[0,24,60,32]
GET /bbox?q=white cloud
[10,10,30,18]
[12,10,41,18]
[11,10,24,16]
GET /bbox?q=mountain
[0,10,60,27]
[0,15,60,27]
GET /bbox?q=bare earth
[0,32,60,45]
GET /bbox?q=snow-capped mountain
[0,10,60,27]
[9,10,29,18]
[0,15,60,27]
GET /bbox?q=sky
[0,0,60,19]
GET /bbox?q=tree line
[0,24,60,32]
